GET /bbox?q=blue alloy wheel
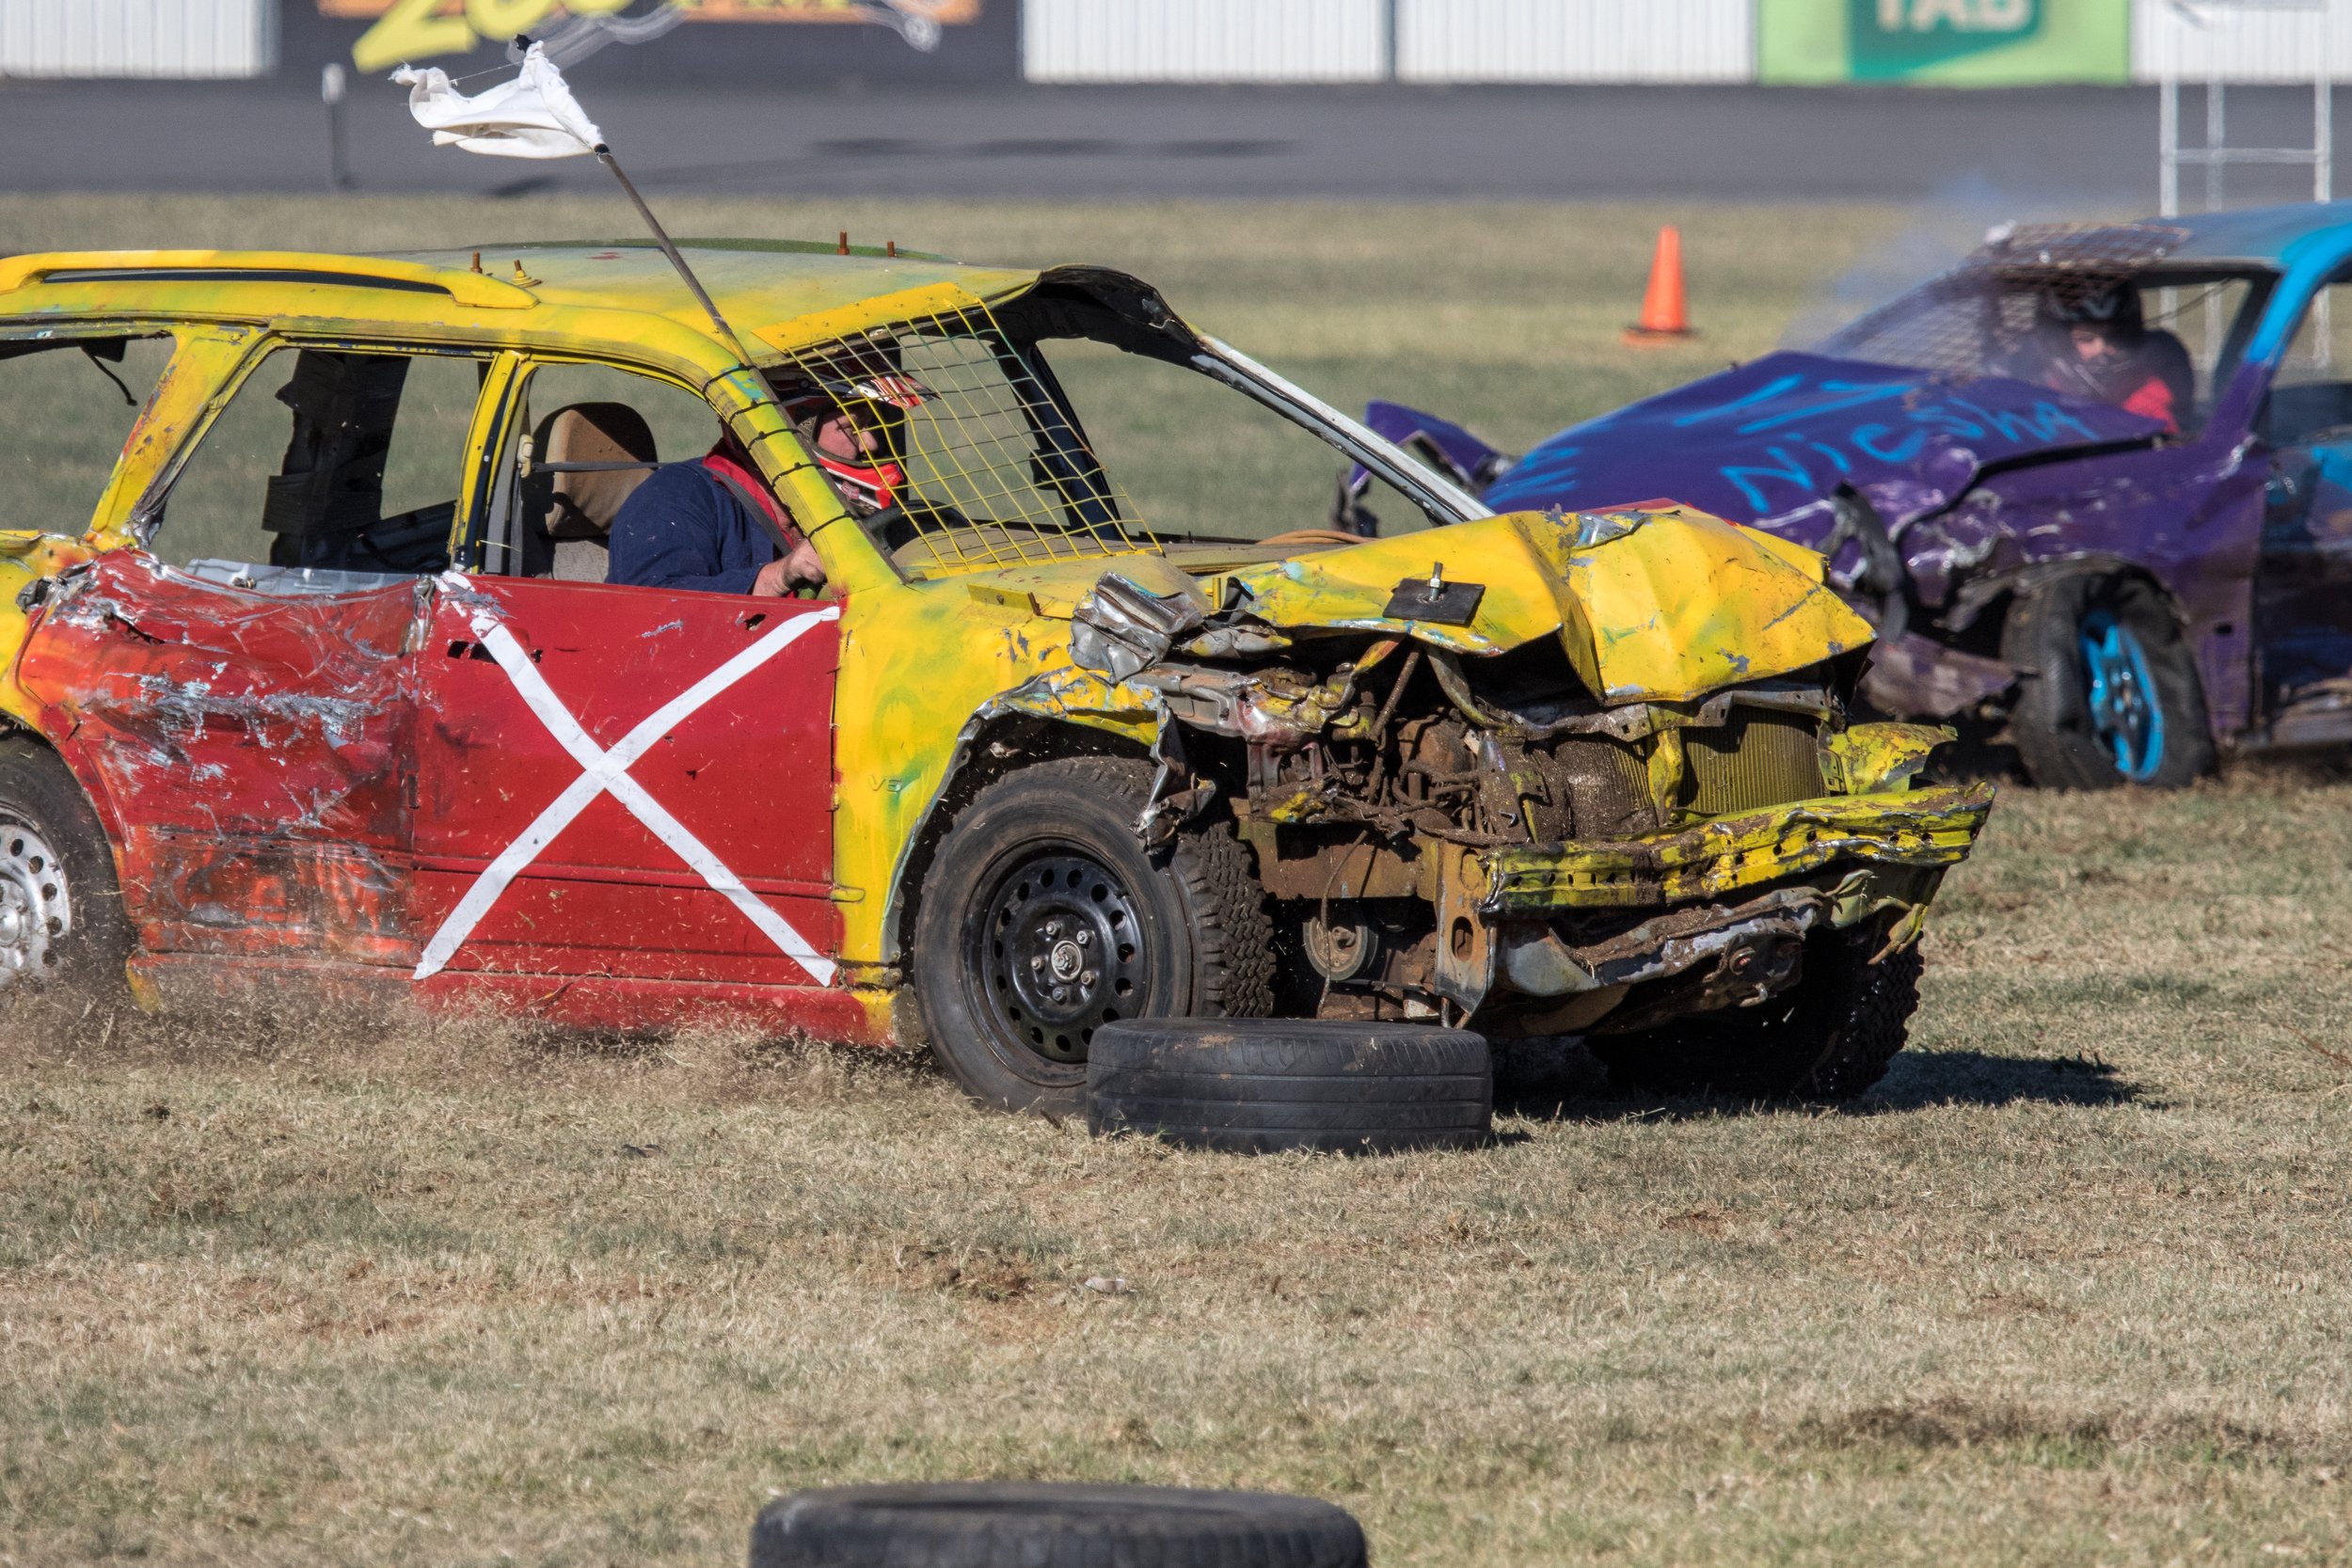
[2078,607,2166,782]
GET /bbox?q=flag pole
[416,33,756,366]
[594,143,754,364]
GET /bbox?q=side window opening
[0,336,172,535]
[153,345,487,583]
[2265,273,2352,447]
[2254,271,2352,566]
[474,360,724,580]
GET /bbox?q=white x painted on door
[413,586,841,985]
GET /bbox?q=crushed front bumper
[1481,783,1994,915]
[1437,783,1995,1020]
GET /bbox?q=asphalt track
[2,77,2348,208]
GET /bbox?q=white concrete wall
[1399,0,1752,84]
[1024,0,1754,84]
[1024,0,1388,84]
[2134,0,2352,85]
[0,0,277,79]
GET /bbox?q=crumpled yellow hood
[1209,507,1874,704]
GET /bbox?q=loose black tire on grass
[0,736,131,1012]
[750,1482,1368,1568]
[1587,927,1921,1102]
[911,758,1275,1118]
[2001,573,2212,790]
[1089,1018,1492,1153]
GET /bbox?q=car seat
[2141,327,2197,425]
[522,403,658,580]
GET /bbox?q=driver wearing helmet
[2010,283,2195,436]
[604,366,918,596]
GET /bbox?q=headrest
[532,402,658,542]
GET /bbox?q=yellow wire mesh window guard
[766,302,1154,574]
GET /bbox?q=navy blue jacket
[605,463,778,595]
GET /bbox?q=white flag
[392,42,603,160]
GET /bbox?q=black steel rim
[967,849,1147,1066]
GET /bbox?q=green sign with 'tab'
[1758,0,2127,86]
[1851,0,2041,79]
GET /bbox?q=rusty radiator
[1540,736,1655,840]
[1682,711,1824,817]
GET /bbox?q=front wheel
[909,758,1275,1117]
[1587,926,1922,1101]
[2003,574,2212,789]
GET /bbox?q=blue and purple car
[1367,204,2352,788]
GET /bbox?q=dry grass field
[5,195,2350,1567]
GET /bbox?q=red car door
[15,555,420,970]
[408,574,844,1006]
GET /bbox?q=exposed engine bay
[963,505,1992,1039]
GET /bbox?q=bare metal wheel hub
[0,816,70,990]
[975,851,1146,1065]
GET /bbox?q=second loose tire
[1088,1018,1492,1153]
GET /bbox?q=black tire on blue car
[2002,573,2213,790]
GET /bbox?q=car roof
[2143,200,2352,266]
[0,240,1045,360]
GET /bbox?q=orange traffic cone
[1623,224,1694,346]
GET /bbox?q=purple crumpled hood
[1468,350,2162,546]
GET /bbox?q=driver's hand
[784,538,827,592]
[753,540,828,598]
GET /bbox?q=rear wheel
[0,737,131,1012]
[910,758,1274,1117]
[2004,573,2212,789]
[1587,926,1921,1101]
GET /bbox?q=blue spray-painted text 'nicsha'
[1483,351,2155,529]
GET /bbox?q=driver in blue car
[2007,284,2196,436]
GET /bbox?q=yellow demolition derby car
[0,241,1992,1110]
